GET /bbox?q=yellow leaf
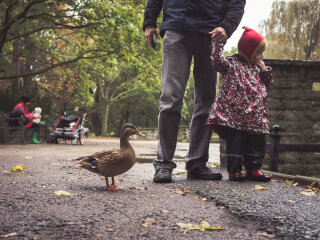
[284,179,293,185]
[12,165,26,172]
[254,185,268,190]
[300,189,316,196]
[54,190,75,196]
[177,221,224,235]
[172,169,186,175]
[1,232,17,238]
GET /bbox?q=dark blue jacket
[143,0,246,38]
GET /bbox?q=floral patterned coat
[206,41,273,139]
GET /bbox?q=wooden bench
[0,110,27,144]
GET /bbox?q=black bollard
[269,125,281,172]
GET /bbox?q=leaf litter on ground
[54,190,80,196]
[177,218,224,235]
[11,165,26,172]
[170,187,190,196]
[142,218,161,227]
[300,189,316,196]
[1,232,17,238]
[254,185,268,190]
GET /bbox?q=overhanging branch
[0,50,113,80]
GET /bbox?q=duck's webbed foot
[105,177,123,191]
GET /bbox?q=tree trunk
[100,85,110,136]
[12,39,22,90]
[101,99,110,136]
[23,35,34,95]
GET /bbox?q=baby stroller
[49,112,89,145]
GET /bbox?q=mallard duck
[76,123,145,190]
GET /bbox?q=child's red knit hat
[238,26,266,63]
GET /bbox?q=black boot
[187,165,222,180]
[153,169,172,183]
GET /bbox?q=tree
[260,0,320,60]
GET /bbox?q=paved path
[0,139,319,239]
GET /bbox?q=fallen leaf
[177,219,224,235]
[0,192,9,194]
[95,233,103,238]
[172,169,186,175]
[12,165,26,172]
[25,156,32,159]
[292,183,299,187]
[1,232,17,238]
[254,185,268,190]
[3,171,9,173]
[54,190,77,196]
[142,218,160,227]
[129,186,144,190]
[211,181,221,184]
[146,194,157,197]
[304,182,320,192]
[300,189,316,196]
[284,179,293,185]
[258,232,275,239]
[170,187,190,196]
[104,228,113,232]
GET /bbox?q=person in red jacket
[207,27,273,182]
[11,96,42,144]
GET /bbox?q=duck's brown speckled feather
[78,148,136,177]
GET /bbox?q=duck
[76,123,145,190]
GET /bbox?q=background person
[143,0,246,183]
[11,96,42,144]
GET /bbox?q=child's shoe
[229,171,246,182]
[246,169,272,182]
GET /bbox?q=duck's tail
[74,156,98,169]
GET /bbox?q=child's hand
[256,60,266,71]
[209,27,228,43]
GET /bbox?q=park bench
[0,110,27,144]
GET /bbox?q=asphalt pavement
[0,139,319,240]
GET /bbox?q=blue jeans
[155,30,217,171]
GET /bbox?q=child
[32,107,42,124]
[206,26,273,182]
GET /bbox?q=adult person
[143,0,246,183]
[11,96,42,144]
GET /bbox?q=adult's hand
[209,27,228,43]
[144,26,160,49]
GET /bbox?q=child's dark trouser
[225,127,266,174]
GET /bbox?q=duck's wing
[76,150,121,164]
[91,150,122,164]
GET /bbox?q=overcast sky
[224,0,290,51]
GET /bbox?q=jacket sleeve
[210,41,233,75]
[143,0,164,31]
[260,66,273,91]
[219,0,246,38]
[15,106,35,120]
